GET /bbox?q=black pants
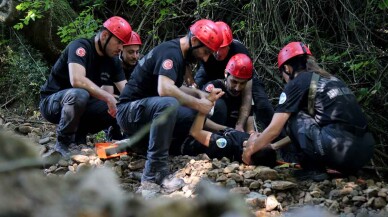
[287,111,375,174]
[39,88,116,144]
[117,96,195,184]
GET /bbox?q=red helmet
[189,19,223,52]
[103,16,132,44]
[124,31,142,46]
[225,53,253,79]
[215,21,233,47]
[277,42,312,69]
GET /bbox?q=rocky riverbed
[1,119,387,217]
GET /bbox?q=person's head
[214,21,233,61]
[278,42,331,81]
[187,19,223,63]
[224,53,253,96]
[122,31,142,66]
[98,16,132,57]
[277,42,312,82]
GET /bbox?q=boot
[161,174,185,193]
[54,141,71,159]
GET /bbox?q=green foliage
[57,5,102,44]
[0,36,49,110]
[378,0,388,9]
[13,0,54,30]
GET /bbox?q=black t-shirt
[203,79,242,127]
[119,39,185,102]
[101,54,137,95]
[195,39,251,83]
[40,37,125,98]
[276,71,367,127]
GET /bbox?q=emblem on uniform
[205,84,214,92]
[279,92,287,104]
[216,138,227,148]
[162,59,173,70]
[76,47,86,57]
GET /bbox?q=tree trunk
[0,0,77,63]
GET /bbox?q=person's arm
[69,63,117,117]
[158,75,214,114]
[190,88,225,146]
[235,79,252,132]
[180,85,208,99]
[101,85,114,95]
[190,112,212,147]
[242,112,290,165]
[113,80,127,93]
[204,118,227,132]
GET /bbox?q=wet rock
[128,159,146,170]
[245,192,266,208]
[265,195,280,211]
[254,166,278,180]
[230,187,250,195]
[71,154,90,163]
[17,125,32,134]
[373,197,387,209]
[39,137,50,144]
[271,180,297,190]
[227,173,244,182]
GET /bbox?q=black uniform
[276,71,375,174]
[39,37,125,145]
[117,39,196,184]
[203,80,243,128]
[194,39,274,129]
[101,53,138,95]
[180,128,276,167]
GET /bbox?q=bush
[0,30,49,114]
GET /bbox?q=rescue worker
[193,21,274,132]
[39,16,132,158]
[102,31,143,97]
[242,42,375,181]
[101,31,143,141]
[116,19,223,191]
[181,87,277,167]
[202,53,254,131]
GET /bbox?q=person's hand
[197,97,214,114]
[106,95,118,118]
[235,124,244,132]
[207,87,224,102]
[242,132,260,165]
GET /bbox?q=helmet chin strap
[186,32,205,63]
[98,31,113,56]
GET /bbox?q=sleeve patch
[205,84,214,92]
[279,92,287,104]
[76,47,86,57]
[162,59,173,70]
[216,138,227,148]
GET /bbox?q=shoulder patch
[76,47,86,57]
[162,59,173,70]
[279,92,287,104]
[205,84,214,92]
[216,138,227,148]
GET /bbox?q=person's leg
[321,125,375,175]
[117,97,184,190]
[40,88,90,156]
[251,75,274,129]
[287,111,328,181]
[76,98,118,144]
[170,106,197,155]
